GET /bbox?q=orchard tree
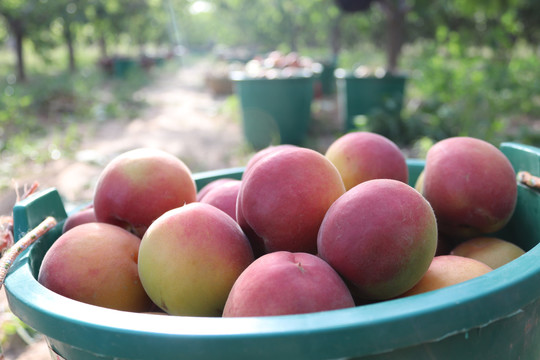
[128,0,173,55]
[51,0,88,73]
[84,0,110,58]
[209,0,285,50]
[407,0,525,52]
[85,0,150,58]
[0,17,7,43]
[334,0,536,73]
[206,0,343,56]
[518,0,540,45]
[334,0,409,74]
[85,0,173,59]
[0,0,51,81]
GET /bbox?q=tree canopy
[1,0,540,80]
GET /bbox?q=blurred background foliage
[1,0,540,160]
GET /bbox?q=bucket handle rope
[517,171,540,191]
[0,216,57,290]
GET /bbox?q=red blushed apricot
[62,206,97,233]
[93,148,197,237]
[223,251,355,317]
[317,179,438,301]
[400,255,493,297]
[239,147,346,254]
[325,131,408,190]
[235,145,296,258]
[450,236,525,269]
[38,223,153,312]
[138,203,254,316]
[200,180,242,220]
[197,178,237,202]
[422,137,517,239]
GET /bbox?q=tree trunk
[290,27,298,52]
[98,33,108,59]
[379,0,408,74]
[330,13,343,61]
[274,0,298,52]
[7,17,26,82]
[14,28,25,81]
[386,8,405,74]
[64,23,76,73]
[285,15,298,52]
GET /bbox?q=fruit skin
[421,137,517,239]
[400,255,493,297]
[317,179,438,301]
[414,170,425,193]
[38,223,153,312]
[93,148,197,237]
[62,206,97,233]
[325,131,408,190]
[239,146,346,254]
[138,202,254,316]
[200,180,242,220]
[236,145,296,257]
[450,236,525,269]
[197,178,237,202]
[222,251,355,317]
[244,145,298,174]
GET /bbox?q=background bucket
[232,75,314,149]
[336,73,407,131]
[5,142,540,360]
[112,57,137,78]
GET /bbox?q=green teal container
[5,142,540,359]
[153,57,166,67]
[113,57,137,78]
[336,71,407,131]
[232,74,314,149]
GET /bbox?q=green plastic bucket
[5,142,540,359]
[232,74,314,149]
[336,71,407,131]
[112,57,137,78]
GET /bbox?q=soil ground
[0,59,341,360]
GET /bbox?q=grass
[0,309,42,358]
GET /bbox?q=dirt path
[1,60,251,216]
